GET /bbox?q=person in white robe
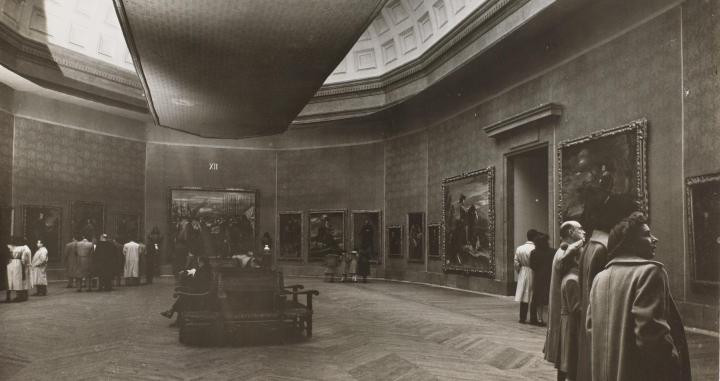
[123,240,141,285]
[6,238,31,302]
[514,229,539,324]
[31,240,49,296]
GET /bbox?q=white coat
[123,241,140,278]
[31,247,49,286]
[514,241,534,303]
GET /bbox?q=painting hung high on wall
[387,225,402,257]
[686,172,720,287]
[23,205,62,263]
[116,213,142,244]
[71,201,105,242]
[407,212,424,263]
[557,119,648,229]
[351,210,382,263]
[278,212,302,260]
[442,167,495,277]
[308,210,345,261]
[169,188,256,258]
[428,223,440,259]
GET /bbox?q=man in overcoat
[75,235,94,292]
[587,212,690,381]
[94,234,116,291]
[63,236,78,288]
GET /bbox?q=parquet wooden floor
[0,278,717,380]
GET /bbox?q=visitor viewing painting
[351,211,381,263]
[278,212,302,259]
[308,211,345,261]
[22,205,61,264]
[442,167,495,277]
[70,201,105,243]
[169,188,256,259]
[407,212,424,263]
[557,119,648,228]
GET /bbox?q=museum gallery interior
[0,0,718,380]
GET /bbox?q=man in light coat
[30,239,49,296]
[123,240,141,286]
[514,229,539,324]
[63,236,78,288]
[587,212,690,381]
[75,236,94,292]
[544,221,585,381]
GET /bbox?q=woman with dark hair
[529,233,554,326]
[587,212,691,381]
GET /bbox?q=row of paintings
[15,202,142,263]
[385,220,441,261]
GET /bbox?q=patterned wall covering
[0,110,12,207]
[12,117,146,245]
[385,132,427,227]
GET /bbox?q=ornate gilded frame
[277,211,303,262]
[556,119,649,223]
[350,209,383,264]
[441,166,496,277]
[685,172,720,288]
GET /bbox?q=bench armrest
[173,290,211,298]
[281,289,319,310]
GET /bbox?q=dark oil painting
[442,167,495,277]
[170,188,256,258]
[71,201,105,243]
[351,210,381,263]
[23,205,62,263]
[116,213,141,244]
[387,225,402,257]
[308,211,345,261]
[428,223,440,259]
[408,212,424,263]
[279,212,302,259]
[686,173,720,286]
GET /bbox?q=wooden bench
[175,262,318,346]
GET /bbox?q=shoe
[518,320,526,324]
[160,310,174,319]
[535,321,547,327]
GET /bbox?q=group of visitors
[3,237,49,302]
[324,249,371,283]
[518,211,691,381]
[63,233,159,292]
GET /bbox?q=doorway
[507,145,549,282]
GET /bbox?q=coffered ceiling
[114,0,386,139]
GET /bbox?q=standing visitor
[94,234,116,291]
[75,235,94,292]
[348,250,358,282]
[63,235,78,288]
[30,239,48,296]
[558,247,581,381]
[123,239,141,285]
[357,248,370,283]
[1,235,9,301]
[587,212,691,381]
[544,220,585,381]
[5,237,28,302]
[529,233,554,326]
[514,229,539,324]
[146,227,162,284]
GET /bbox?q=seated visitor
[161,256,212,326]
[232,251,260,269]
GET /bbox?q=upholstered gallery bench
[174,260,318,346]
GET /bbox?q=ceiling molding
[0,21,147,113]
[482,103,563,138]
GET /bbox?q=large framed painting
[557,119,648,229]
[169,188,256,258]
[71,201,105,242]
[23,205,62,263]
[442,166,495,277]
[116,213,142,244]
[407,212,425,263]
[308,210,345,261]
[387,225,402,258]
[686,172,720,288]
[351,210,382,264]
[278,211,302,261]
[428,223,440,259]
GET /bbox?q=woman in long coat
[529,233,554,325]
[6,237,31,301]
[30,240,49,296]
[587,212,690,381]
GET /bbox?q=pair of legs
[98,276,113,291]
[32,285,47,296]
[6,289,28,302]
[77,277,92,291]
[66,277,76,288]
[519,301,538,323]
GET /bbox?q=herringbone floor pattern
[0,278,716,380]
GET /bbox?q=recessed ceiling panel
[114,0,385,138]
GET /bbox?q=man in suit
[75,235,94,292]
[94,234,116,291]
